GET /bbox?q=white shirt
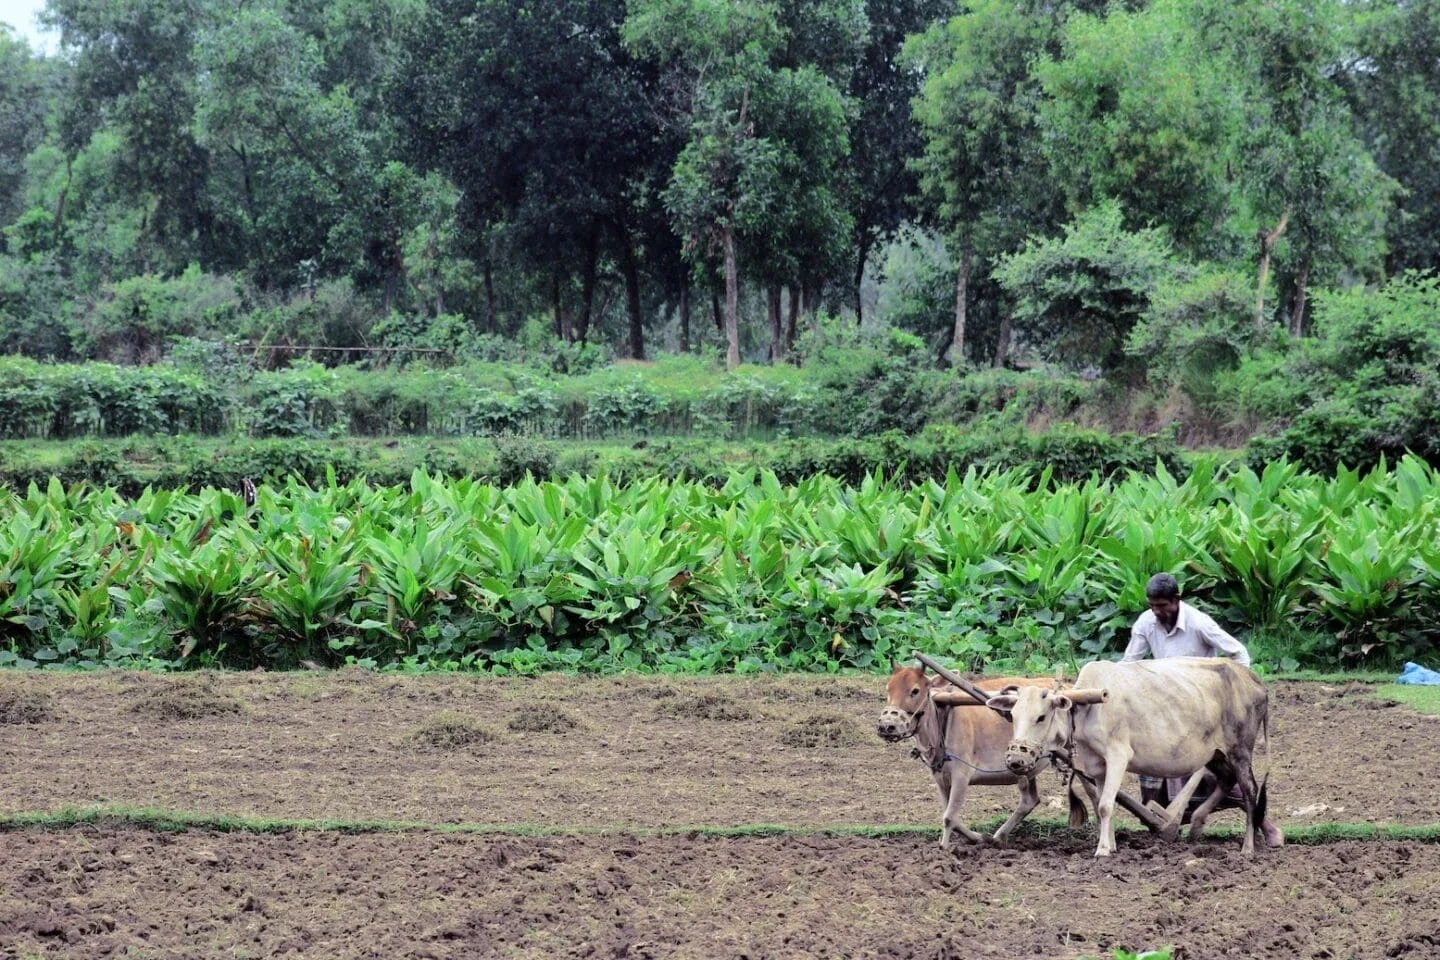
[1121,601,1251,666]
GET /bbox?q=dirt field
[3,671,1438,827]
[2,670,1439,959]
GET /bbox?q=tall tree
[908,0,1067,367]
[1347,0,1440,274]
[397,0,666,356]
[625,0,787,369]
[839,0,952,325]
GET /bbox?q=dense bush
[1,457,1435,673]
[0,425,1188,496]
[0,352,1096,442]
[1235,272,1440,471]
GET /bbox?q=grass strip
[1374,683,1440,715]
[5,806,1440,845]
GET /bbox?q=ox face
[877,665,933,742]
[986,685,1072,777]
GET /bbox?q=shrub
[1237,272,1440,471]
[995,200,1184,372]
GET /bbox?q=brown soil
[0,826,1435,959]
[0,679,55,724]
[0,672,1437,831]
[406,711,499,751]
[127,674,243,720]
[508,706,581,734]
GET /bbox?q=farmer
[1122,572,1285,848]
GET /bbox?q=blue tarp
[1397,662,1440,685]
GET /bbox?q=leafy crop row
[2,457,1437,673]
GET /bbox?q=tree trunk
[483,258,497,334]
[723,226,740,371]
[854,235,871,326]
[1255,208,1290,332]
[993,313,1012,368]
[428,224,444,317]
[576,225,599,344]
[712,290,724,335]
[786,285,799,355]
[768,284,783,362]
[52,156,73,233]
[678,283,691,353]
[947,242,971,368]
[1289,251,1312,337]
[552,269,568,342]
[621,239,645,360]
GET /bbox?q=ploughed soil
[2,672,1436,829]
[1,825,1437,959]
[3,672,1439,959]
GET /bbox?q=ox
[987,657,1271,858]
[877,662,1089,848]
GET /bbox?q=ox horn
[1065,687,1109,705]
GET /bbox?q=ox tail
[1254,773,1269,835]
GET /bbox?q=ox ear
[986,693,1018,714]
[1051,694,1073,712]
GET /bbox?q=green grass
[1376,683,1440,715]
[1268,669,1399,683]
[5,806,1440,845]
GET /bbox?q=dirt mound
[407,711,498,750]
[129,677,242,720]
[508,707,579,734]
[778,712,866,748]
[0,681,56,723]
[657,693,751,721]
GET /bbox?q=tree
[1034,0,1246,259]
[1223,0,1393,334]
[625,0,787,369]
[839,0,952,325]
[46,0,227,273]
[908,0,1068,367]
[994,200,1183,372]
[398,0,668,357]
[1347,0,1440,274]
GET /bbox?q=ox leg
[939,768,985,849]
[1187,758,1236,842]
[1094,746,1133,858]
[1156,768,1211,842]
[1231,756,1263,857]
[1067,777,1090,829]
[992,775,1042,842]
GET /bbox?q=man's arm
[1120,623,1152,662]
[1199,614,1251,666]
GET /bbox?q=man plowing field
[1120,572,1284,849]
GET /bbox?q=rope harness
[899,695,1032,778]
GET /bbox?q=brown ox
[987,657,1271,858]
[877,663,1089,848]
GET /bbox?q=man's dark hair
[1145,572,1181,600]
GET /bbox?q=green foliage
[1036,0,1241,256]
[4,455,1436,672]
[1126,266,1257,405]
[995,201,1184,372]
[1235,272,1440,471]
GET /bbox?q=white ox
[986,657,1271,858]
